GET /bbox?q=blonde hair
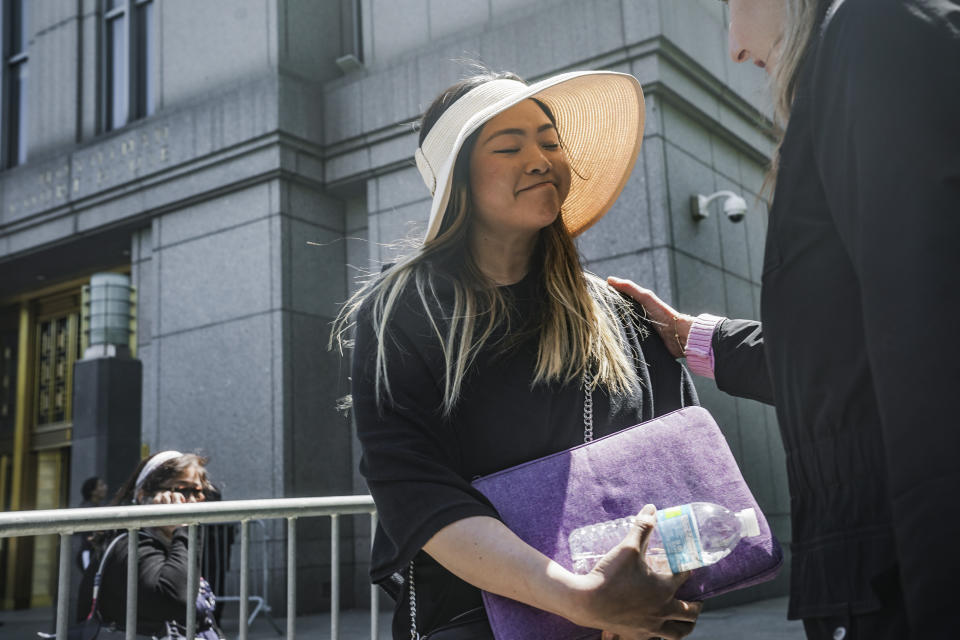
[766,0,828,184]
[332,74,641,416]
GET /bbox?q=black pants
[802,569,910,640]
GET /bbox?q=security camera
[722,195,748,223]
[691,190,748,223]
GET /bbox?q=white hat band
[415,78,529,195]
[134,450,182,494]
[414,70,645,242]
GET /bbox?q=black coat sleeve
[137,529,193,623]
[810,0,960,632]
[97,530,197,634]
[711,319,775,406]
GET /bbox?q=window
[103,0,154,132]
[335,0,364,73]
[342,0,363,62]
[2,0,29,168]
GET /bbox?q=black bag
[67,618,124,640]
[421,607,493,639]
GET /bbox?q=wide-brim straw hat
[415,70,645,242]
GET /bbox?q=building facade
[0,0,788,614]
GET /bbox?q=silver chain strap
[409,561,420,639]
[407,369,599,637]
[583,367,598,443]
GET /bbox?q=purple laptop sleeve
[471,406,783,640]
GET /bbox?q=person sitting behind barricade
[77,450,227,640]
[76,476,109,572]
[80,476,108,508]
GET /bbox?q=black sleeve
[352,299,499,581]
[811,0,960,631]
[711,319,775,406]
[96,530,196,631]
[136,529,193,623]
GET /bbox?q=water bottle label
[655,504,704,573]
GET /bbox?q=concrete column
[67,355,142,622]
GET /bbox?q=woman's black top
[352,266,698,636]
[77,529,223,638]
[712,0,960,633]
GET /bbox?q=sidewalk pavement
[1,596,805,638]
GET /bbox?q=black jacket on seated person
[77,528,223,638]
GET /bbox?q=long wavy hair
[766,0,831,182]
[332,70,641,417]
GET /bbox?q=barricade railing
[0,496,378,640]
[217,519,282,633]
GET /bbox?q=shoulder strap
[85,532,132,621]
[408,561,420,640]
[96,532,128,576]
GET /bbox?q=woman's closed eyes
[493,141,561,154]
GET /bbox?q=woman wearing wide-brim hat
[335,69,708,639]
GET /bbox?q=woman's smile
[468,99,572,241]
[517,180,557,194]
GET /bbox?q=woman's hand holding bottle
[572,505,701,640]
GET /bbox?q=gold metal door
[1,270,129,609]
[26,292,82,607]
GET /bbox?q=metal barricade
[217,519,282,634]
[0,496,379,640]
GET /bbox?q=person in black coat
[77,451,225,639]
[611,1,960,638]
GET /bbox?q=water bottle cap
[736,508,761,537]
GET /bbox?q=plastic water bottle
[568,502,761,574]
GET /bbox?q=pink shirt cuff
[685,314,725,379]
